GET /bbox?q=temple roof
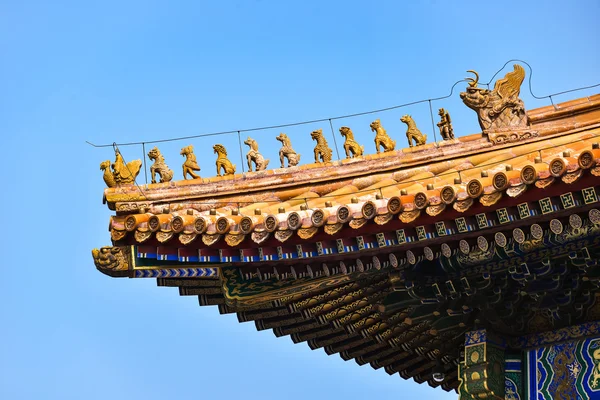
[94,80,600,392]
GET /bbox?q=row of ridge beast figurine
[100,111,454,187]
[101,64,529,187]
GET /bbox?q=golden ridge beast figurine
[437,108,454,140]
[370,119,396,153]
[460,64,528,131]
[400,115,427,147]
[276,133,301,167]
[311,129,333,163]
[339,127,364,158]
[213,144,236,176]
[148,146,174,183]
[244,137,270,171]
[180,145,201,180]
[100,150,142,188]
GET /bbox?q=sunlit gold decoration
[287,212,301,230]
[400,209,420,223]
[297,227,318,239]
[92,246,131,277]
[375,214,393,225]
[461,64,528,131]
[244,137,270,172]
[124,215,138,231]
[362,201,376,219]
[440,186,456,204]
[467,179,483,198]
[194,216,208,234]
[156,232,173,243]
[579,150,595,169]
[148,216,160,232]
[111,229,126,241]
[251,231,270,244]
[134,230,152,243]
[116,202,150,212]
[275,230,294,242]
[488,130,539,144]
[213,144,236,176]
[180,145,201,180]
[100,150,142,188]
[202,233,221,246]
[225,233,245,247]
[370,119,396,153]
[178,233,197,245]
[170,216,184,233]
[264,215,278,232]
[520,165,537,184]
[414,192,428,209]
[536,177,554,189]
[550,158,566,177]
[239,216,253,234]
[310,129,333,163]
[454,198,474,212]
[493,172,508,190]
[349,219,367,229]
[387,197,402,214]
[276,133,301,167]
[216,217,230,234]
[426,203,445,216]
[311,209,326,226]
[506,184,527,198]
[480,192,502,206]
[325,223,344,234]
[400,115,427,147]
[437,108,454,140]
[337,206,350,222]
[148,146,174,183]
[339,127,364,158]
[562,170,582,184]
[100,160,116,188]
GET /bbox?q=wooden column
[458,329,505,399]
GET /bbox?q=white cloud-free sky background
[1,1,599,399]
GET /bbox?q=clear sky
[1,1,599,399]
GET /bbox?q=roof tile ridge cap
[528,93,600,117]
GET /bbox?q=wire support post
[428,100,439,146]
[328,119,341,160]
[237,131,245,173]
[549,95,558,110]
[142,142,148,186]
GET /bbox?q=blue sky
[1,1,599,399]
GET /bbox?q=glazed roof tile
[110,131,600,246]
